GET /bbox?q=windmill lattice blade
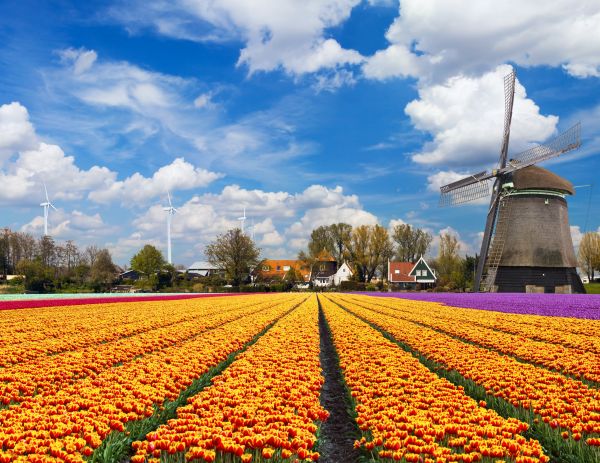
[510,122,581,168]
[498,70,516,169]
[439,178,493,206]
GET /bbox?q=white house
[333,262,353,286]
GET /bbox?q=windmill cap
[511,165,574,195]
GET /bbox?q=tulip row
[0,295,277,367]
[348,294,600,354]
[0,294,305,463]
[319,295,548,463]
[338,295,600,383]
[328,295,600,451]
[0,296,289,407]
[131,294,327,463]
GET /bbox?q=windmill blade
[508,122,581,169]
[498,70,516,169]
[49,203,57,211]
[167,190,173,208]
[439,170,495,206]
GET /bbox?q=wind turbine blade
[173,207,179,213]
[50,203,57,211]
[43,182,49,202]
[168,190,172,207]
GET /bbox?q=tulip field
[0,294,599,463]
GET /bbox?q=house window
[342,268,346,272]
[276,266,281,271]
[262,265,270,271]
[320,264,326,271]
[283,266,290,271]
[394,269,400,274]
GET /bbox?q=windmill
[163,191,178,264]
[439,69,584,293]
[237,207,247,234]
[40,182,57,236]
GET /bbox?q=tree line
[0,229,117,292]
[297,222,476,289]
[578,232,600,281]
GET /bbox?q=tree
[90,249,117,288]
[578,232,600,281]
[130,245,166,277]
[435,232,462,288]
[392,224,433,262]
[307,226,335,259]
[329,223,353,263]
[205,228,260,286]
[346,224,392,282]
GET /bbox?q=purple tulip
[356,292,600,319]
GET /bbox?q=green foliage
[391,224,433,263]
[584,283,600,294]
[205,228,260,286]
[340,280,366,291]
[130,245,166,277]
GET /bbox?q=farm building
[187,261,221,277]
[388,257,436,290]
[252,259,311,283]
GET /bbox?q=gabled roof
[388,261,416,283]
[254,259,311,282]
[408,256,436,279]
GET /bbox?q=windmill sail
[439,171,494,206]
[508,122,581,169]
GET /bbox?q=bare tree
[392,223,433,262]
[578,232,600,281]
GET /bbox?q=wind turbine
[163,191,178,264]
[40,182,57,236]
[237,207,247,234]
[249,218,255,241]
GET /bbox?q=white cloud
[0,102,222,207]
[363,0,600,81]
[109,0,365,77]
[406,65,558,168]
[60,47,98,75]
[88,158,223,205]
[570,225,583,250]
[21,209,115,241]
[0,102,37,163]
[193,92,213,109]
[121,183,379,263]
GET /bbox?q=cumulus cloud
[109,0,365,77]
[21,209,115,240]
[406,65,558,168]
[0,102,37,162]
[0,102,222,207]
[363,0,600,81]
[89,158,223,205]
[120,183,379,263]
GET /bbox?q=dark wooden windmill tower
[439,70,585,293]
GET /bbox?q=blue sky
[1,0,599,266]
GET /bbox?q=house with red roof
[388,256,436,290]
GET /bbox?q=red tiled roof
[254,259,311,282]
[389,262,416,283]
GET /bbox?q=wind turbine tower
[237,207,247,234]
[40,182,57,236]
[163,191,178,264]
